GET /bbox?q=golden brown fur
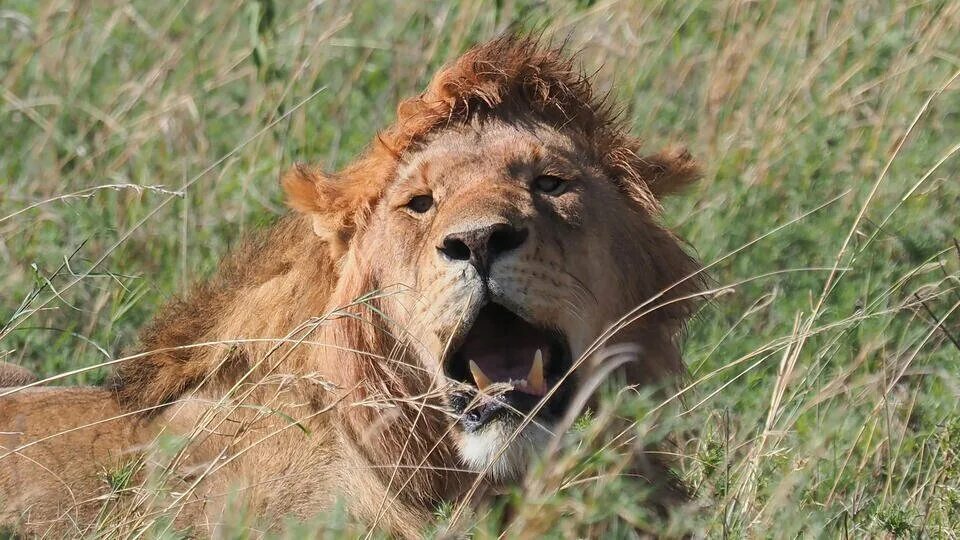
[0,36,703,537]
[0,362,37,387]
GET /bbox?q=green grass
[2,0,959,537]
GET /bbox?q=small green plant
[873,506,914,538]
[101,457,142,494]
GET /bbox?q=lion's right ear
[629,145,702,200]
[282,163,379,259]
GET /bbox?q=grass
[2,0,959,537]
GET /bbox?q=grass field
[2,0,959,537]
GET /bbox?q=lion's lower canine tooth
[528,349,545,395]
[469,360,492,390]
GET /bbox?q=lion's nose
[438,222,528,276]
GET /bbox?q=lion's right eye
[406,194,434,214]
[532,175,566,195]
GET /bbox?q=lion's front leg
[0,387,154,537]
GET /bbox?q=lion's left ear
[281,162,383,259]
[629,145,701,199]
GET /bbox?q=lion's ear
[282,163,377,258]
[630,145,701,199]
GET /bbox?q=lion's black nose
[438,223,528,276]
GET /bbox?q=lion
[0,36,703,537]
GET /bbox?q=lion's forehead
[394,121,580,189]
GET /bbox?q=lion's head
[283,36,704,483]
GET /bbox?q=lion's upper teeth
[468,350,548,396]
[468,360,492,390]
[527,349,546,395]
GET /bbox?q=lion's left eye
[405,194,434,213]
[532,175,566,195]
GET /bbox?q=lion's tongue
[458,304,552,388]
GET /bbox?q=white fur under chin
[458,420,552,482]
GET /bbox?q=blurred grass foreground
[1,1,959,537]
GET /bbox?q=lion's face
[343,119,684,481]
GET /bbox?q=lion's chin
[457,419,553,482]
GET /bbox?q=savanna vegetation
[1,1,958,537]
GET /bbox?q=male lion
[0,36,702,537]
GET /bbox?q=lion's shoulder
[109,214,336,410]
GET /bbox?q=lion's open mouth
[446,303,573,432]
